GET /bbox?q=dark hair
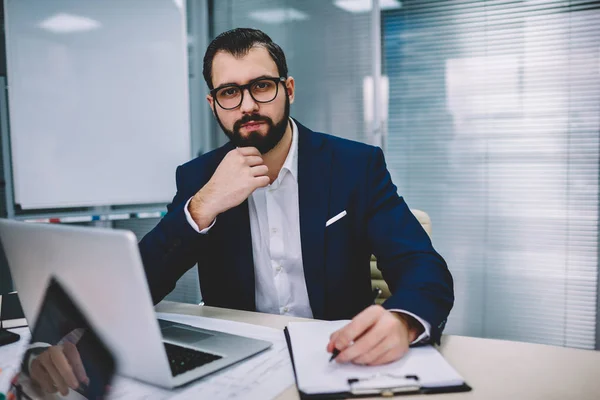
[203,28,288,90]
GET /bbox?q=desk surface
[155,301,600,400]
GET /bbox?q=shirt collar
[280,118,298,181]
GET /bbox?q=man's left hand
[326,305,423,365]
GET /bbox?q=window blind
[383,0,599,349]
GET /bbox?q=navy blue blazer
[139,120,454,343]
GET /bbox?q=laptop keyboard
[164,342,223,377]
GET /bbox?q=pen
[329,288,382,362]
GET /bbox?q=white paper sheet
[0,327,30,394]
[0,328,30,367]
[107,375,173,400]
[288,320,465,394]
[2,315,295,400]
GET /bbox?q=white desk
[156,301,600,400]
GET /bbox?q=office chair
[370,209,432,304]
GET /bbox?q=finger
[41,347,76,395]
[327,333,338,353]
[39,355,70,396]
[244,155,264,167]
[328,331,343,353]
[250,165,269,177]
[64,342,89,385]
[253,176,270,189]
[48,346,79,389]
[236,147,260,156]
[335,317,389,363]
[369,341,408,365]
[30,359,57,394]
[353,335,399,365]
[333,305,385,351]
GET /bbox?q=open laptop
[0,219,272,388]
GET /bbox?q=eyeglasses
[210,76,286,110]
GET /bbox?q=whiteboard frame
[3,0,193,210]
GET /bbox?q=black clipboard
[284,327,472,399]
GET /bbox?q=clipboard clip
[347,373,421,397]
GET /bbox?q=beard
[215,94,290,154]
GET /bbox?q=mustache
[234,114,272,129]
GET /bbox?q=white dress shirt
[185,119,431,343]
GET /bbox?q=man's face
[207,47,295,154]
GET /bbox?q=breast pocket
[325,209,353,244]
[326,210,347,228]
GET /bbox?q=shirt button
[271,227,278,235]
[276,265,282,272]
[283,307,289,313]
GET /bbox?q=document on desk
[0,315,294,400]
[107,375,173,400]
[286,320,470,397]
[156,312,295,400]
[0,327,30,395]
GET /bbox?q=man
[140,28,453,366]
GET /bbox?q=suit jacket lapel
[297,121,331,319]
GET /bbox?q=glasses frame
[210,76,287,110]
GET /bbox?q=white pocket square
[326,210,347,227]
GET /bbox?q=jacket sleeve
[138,165,209,304]
[366,147,454,344]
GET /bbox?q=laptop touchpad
[162,326,213,344]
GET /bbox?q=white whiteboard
[4,0,191,209]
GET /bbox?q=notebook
[284,320,471,398]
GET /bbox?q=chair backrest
[370,209,432,303]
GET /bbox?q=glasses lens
[251,79,278,103]
[216,86,241,109]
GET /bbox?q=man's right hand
[29,343,89,396]
[188,147,269,230]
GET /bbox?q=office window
[383,1,600,348]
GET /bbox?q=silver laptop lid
[0,219,172,387]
